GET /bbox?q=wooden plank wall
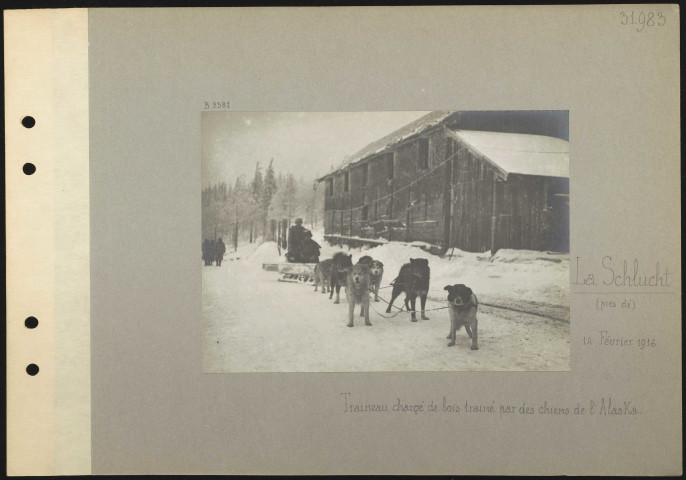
[448,140,569,253]
[449,141,498,252]
[323,130,570,253]
[323,127,448,245]
[492,175,569,252]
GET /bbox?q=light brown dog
[313,258,332,293]
[444,284,479,350]
[368,260,384,302]
[346,263,371,327]
[330,252,353,304]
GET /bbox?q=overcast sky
[201,111,430,187]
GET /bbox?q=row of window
[326,138,430,196]
[328,192,431,222]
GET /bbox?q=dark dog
[313,258,332,294]
[386,258,430,322]
[357,255,374,267]
[329,252,353,304]
[444,284,478,350]
[346,263,371,327]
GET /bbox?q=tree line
[202,159,324,247]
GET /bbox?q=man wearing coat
[215,238,226,266]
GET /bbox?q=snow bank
[225,242,258,261]
[226,233,569,308]
[311,230,344,259]
[489,248,567,264]
[319,242,569,308]
[242,241,282,265]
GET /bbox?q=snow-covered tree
[302,180,324,229]
[249,163,263,241]
[203,157,327,247]
[261,158,278,234]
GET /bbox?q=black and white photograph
[202,110,570,372]
[5,5,681,476]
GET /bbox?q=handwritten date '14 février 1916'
[582,331,656,349]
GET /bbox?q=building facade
[318,111,570,253]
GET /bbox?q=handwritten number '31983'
[620,11,666,32]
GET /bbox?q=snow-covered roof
[317,111,457,181]
[448,129,569,179]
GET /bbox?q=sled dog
[357,255,374,267]
[385,258,430,322]
[346,263,371,327]
[329,252,353,304]
[368,260,384,302]
[444,284,479,350]
[313,258,332,293]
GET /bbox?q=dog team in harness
[210,218,479,350]
[312,250,479,350]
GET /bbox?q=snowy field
[203,235,570,372]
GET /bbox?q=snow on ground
[203,239,570,372]
[311,230,569,309]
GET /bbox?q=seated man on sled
[285,218,320,264]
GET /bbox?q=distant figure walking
[210,239,217,266]
[215,238,226,266]
[202,239,213,266]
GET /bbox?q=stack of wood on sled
[262,262,317,283]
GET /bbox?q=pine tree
[249,163,263,242]
[262,158,278,235]
[228,175,250,250]
[303,180,322,229]
[251,162,263,203]
[202,181,230,241]
[283,173,298,223]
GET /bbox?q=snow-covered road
[202,244,570,372]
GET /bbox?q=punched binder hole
[26,364,39,376]
[22,116,36,128]
[25,317,38,329]
[23,163,36,175]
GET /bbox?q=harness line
[367,286,450,319]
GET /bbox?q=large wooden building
[317,111,569,253]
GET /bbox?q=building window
[361,193,369,221]
[422,193,428,220]
[418,138,429,170]
[327,178,333,197]
[361,163,368,186]
[343,171,349,192]
[386,153,394,179]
